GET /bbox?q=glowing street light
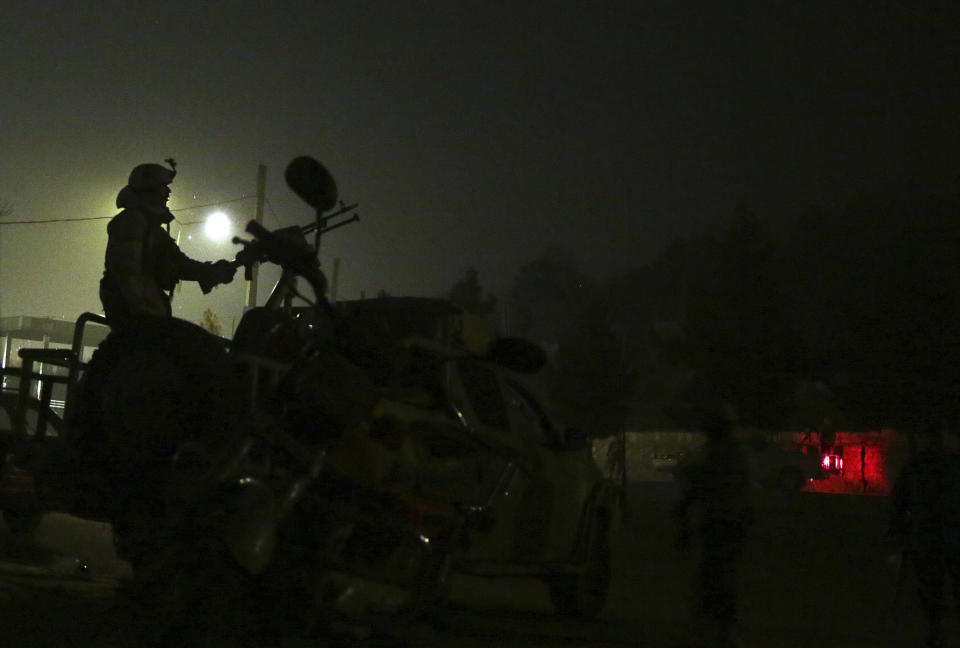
[204,211,232,240]
[174,211,234,246]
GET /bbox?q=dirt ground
[428,482,938,647]
[0,482,947,647]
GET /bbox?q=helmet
[127,162,176,190]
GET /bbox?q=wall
[595,428,898,496]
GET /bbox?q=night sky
[1,1,957,329]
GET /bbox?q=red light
[821,453,843,471]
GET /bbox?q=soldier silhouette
[676,407,753,648]
[891,424,960,648]
[74,161,245,549]
[99,159,236,329]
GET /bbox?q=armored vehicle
[0,157,621,643]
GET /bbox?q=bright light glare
[205,211,231,240]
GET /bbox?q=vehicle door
[409,410,493,511]
[502,379,598,563]
[443,357,533,564]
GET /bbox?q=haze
[1,1,957,328]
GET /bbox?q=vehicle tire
[120,530,259,647]
[548,512,611,618]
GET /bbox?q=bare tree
[200,308,224,336]
[443,266,497,317]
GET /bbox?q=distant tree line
[446,193,960,437]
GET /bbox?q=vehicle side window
[456,359,507,430]
[504,383,551,446]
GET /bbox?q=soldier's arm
[157,233,212,281]
[674,460,702,551]
[156,233,232,293]
[889,463,915,543]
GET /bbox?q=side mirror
[563,427,589,451]
[285,156,339,212]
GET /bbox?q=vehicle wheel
[120,528,259,647]
[548,513,611,618]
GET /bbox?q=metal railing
[8,312,109,440]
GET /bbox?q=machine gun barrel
[300,202,359,236]
[318,214,359,235]
[229,202,359,279]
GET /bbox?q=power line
[171,195,254,212]
[0,195,255,226]
[0,214,113,225]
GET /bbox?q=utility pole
[330,257,341,302]
[0,202,12,325]
[245,164,267,309]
